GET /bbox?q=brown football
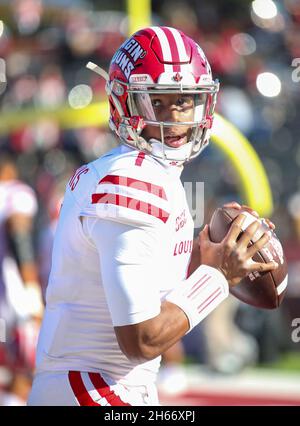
[209,207,288,309]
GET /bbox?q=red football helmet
[89,26,219,163]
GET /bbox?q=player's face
[142,93,195,148]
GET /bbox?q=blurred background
[0,0,300,406]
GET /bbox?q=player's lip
[164,134,187,148]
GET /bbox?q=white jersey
[35,145,195,387]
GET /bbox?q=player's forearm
[136,301,189,361]
[20,264,44,318]
[142,265,229,360]
[19,262,40,284]
[7,214,37,275]
[115,301,188,362]
[116,265,228,362]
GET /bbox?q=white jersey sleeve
[82,216,162,326]
[69,151,173,326]
[80,163,171,228]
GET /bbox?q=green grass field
[261,351,300,372]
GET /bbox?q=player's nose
[164,106,182,122]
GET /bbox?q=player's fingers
[224,213,247,243]
[235,219,260,248]
[262,218,275,230]
[247,260,278,273]
[223,201,241,210]
[245,230,272,259]
[240,205,259,218]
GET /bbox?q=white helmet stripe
[166,27,189,62]
[80,373,111,406]
[150,26,173,74]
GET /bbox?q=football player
[28,26,277,406]
[0,152,43,377]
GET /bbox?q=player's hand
[223,201,275,230]
[199,214,278,287]
[24,281,44,321]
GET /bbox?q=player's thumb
[199,224,210,242]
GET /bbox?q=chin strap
[149,138,194,164]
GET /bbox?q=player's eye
[176,96,194,107]
[151,98,163,108]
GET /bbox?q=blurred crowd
[0,0,300,404]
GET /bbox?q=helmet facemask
[87,27,220,164]
[121,81,219,163]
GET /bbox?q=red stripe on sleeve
[88,373,131,406]
[99,175,167,200]
[91,193,169,223]
[68,371,101,406]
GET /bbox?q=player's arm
[83,212,276,363]
[6,188,44,318]
[118,214,279,362]
[115,300,188,362]
[82,215,192,362]
[81,171,276,362]
[7,213,39,283]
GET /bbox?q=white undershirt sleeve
[83,216,162,327]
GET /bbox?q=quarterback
[28,26,277,406]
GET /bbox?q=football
[208,207,288,309]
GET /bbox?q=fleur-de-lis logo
[173,72,183,82]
